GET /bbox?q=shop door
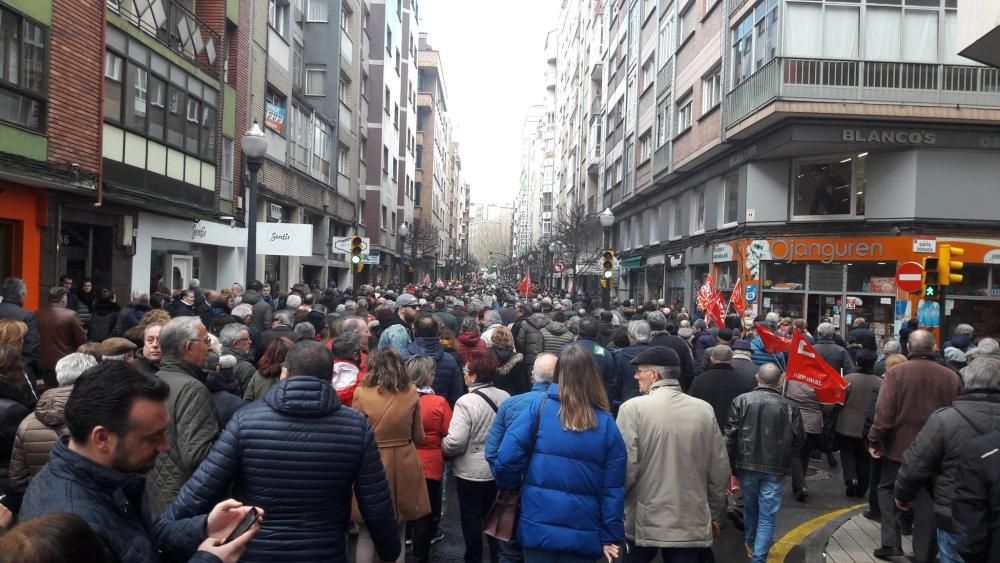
[168,255,194,293]
[0,221,15,281]
[806,294,841,335]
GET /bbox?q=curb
[797,506,866,563]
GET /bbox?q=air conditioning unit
[236,196,244,209]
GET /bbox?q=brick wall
[672,1,723,166]
[48,0,103,176]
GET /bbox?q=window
[658,17,673,66]
[639,133,652,162]
[706,0,720,12]
[306,0,328,22]
[305,66,325,96]
[0,9,47,131]
[166,85,186,147]
[386,26,392,55]
[341,4,350,32]
[200,104,217,161]
[311,117,331,182]
[391,157,398,181]
[656,98,670,147]
[264,89,285,135]
[292,41,304,91]
[395,48,401,75]
[185,97,200,153]
[338,145,349,175]
[384,86,390,113]
[269,0,288,36]
[148,76,166,139]
[722,172,739,225]
[221,137,234,200]
[671,200,683,239]
[675,95,692,135]
[640,56,654,92]
[382,146,389,173]
[290,105,311,168]
[692,186,705,233]
[338,79,349,104]
[103,51,124,123]
[785,2,859,60]
[732,0,778,86]
[391,212,396,234]
[863,4,950,63]
[679,1,697,44]
[792,153,867,217]
[702,67,721,113]
[393,103,399,129]
[381,205,387,230]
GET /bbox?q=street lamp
[241,121,268,287]
[398,221,409,285]
[599,208,615,308]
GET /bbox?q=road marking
[768,503,866,562]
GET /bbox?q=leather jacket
[724,386,806,476]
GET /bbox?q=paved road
[422,454,858,562]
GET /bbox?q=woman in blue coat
[495,346,626,563]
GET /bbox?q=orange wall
[0,183,46,310]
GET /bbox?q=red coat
[416,391,452,480]
[454,331,486,364]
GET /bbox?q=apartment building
[515,105,552,256]
[469,203,514,268]
[604,0,1000,339]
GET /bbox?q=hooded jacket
[491,347,527,396]
[540,321,574,354]
[9,384,72,492]
[455,331,487,363]
[20,438,219,563]
[159,376,401,562]
[515,313,551,368]
[403,337,464,408]
[332,359,362,408]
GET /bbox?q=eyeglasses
[187,337,212,346]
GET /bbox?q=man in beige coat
[616,346,730,563]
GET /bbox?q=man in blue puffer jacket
[159,341,401,563]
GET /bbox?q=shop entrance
[806,294,840,335]
[59,222,114,291]
[0,221,15,281]
[167,255,193,293]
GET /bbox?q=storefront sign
[647,255,665,266]
[841,129,936,145]
[712,244,734,263]
[269,203,283,220]
[667,253,685,269]
[769,239,885,264]
[913,239,937,253]
[985,250,1000,264]
[869,277,896,294]
[256,222,313,257]
[191,224,208,241]
[746,284,758,303]
[728,145,757,166]
[265,101,286,133]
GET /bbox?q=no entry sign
[896,261,924,294]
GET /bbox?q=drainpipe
[95,1,107,207]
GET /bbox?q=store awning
[622,256,644,270]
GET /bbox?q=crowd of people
[0,274,997,563]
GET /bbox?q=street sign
[553,262,565,273]
[332,237,370,253]
[362,250,381,265]
[896,261,924,293]
[745,284,758,303]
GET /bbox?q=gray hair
[566,316,581,336]
[955,323,975,337]
[219,323,249,347]
[55,353,98,386]
[817,322,835,338]
[344,300,358,314]
[765,312,780,324]
[274,310,294,328]
[130,289,147,302]
[189,278,201,289]
[294,322,316,340]
[908,329,936,355]
[627,320,651,343]
[961,357,1000,392]
[159,316,204,359]
[532,353,558,383]
[977,338,999,356]
[883,340,902,354]
[333,327,361,359]
[231,304,252,319]
[483,310,502,326]
[756,363,783,387]
[1,277,26,304]
[710,345,734,363]
[645,311,667,331]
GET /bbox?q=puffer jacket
[751,336,784,366]
[442,383,510,481]
[146,359,220,515]
[20,437,219,563]
[160,376,401,563]
[725,387,806,475]
[515,314,550,367]
[494,385,626,559]
[895,392,1000,531]
[403,337,464,407]
[540,321,574,354]
[9,385,72,492]
[492,348,527,396]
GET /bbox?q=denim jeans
[936,529,965,563]
[497,538,524,563]
[739,470,785,563]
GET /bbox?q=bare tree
[407,220,440,259]
[548,204,604,289]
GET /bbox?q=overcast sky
[419,0,559,207]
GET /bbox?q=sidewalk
[822,511,913,563]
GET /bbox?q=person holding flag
[751,315,791,367]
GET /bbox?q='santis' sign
[255,223,313,256]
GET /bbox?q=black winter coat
[689,364,756,432]
[160,376,401,563]
[952,430,1000,563]
[20,437,220,563]
[725,387,806,476]
[403,336,464,407]
[650,331,697,390]
[0,300,40,374]
[895,392,1000,531]
[614,342,652,404]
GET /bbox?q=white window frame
[340,3,350,32]
[702,66,722,114]
[269,0,288,36]
[220,137,234,200]
[337,145,349,176]
[639,133,652,163]
[306,0,328,22]
[640,55,655,93]
[658,17,674,66]
[679,1,696,44]
[305,66,326,96]
[675,95,692,136]
[791,153,868,220]
[721,171,740,227]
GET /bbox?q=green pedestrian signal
[924,284,938,299]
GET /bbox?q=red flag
[518,272,532,297]
[785,329,848,404]
[754,322,792,353]
[729,279,747,317]
[421,274,431,286]
[435,278,445,289]
[705,292,726,328]
[696,276,717,311]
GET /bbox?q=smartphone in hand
[223,507,260,545]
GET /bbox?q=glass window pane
[1,13,20,84]
[21,21,45,92]
[148,76,166,140]
[865,7,901,60]
[185,97,200,153]
[793,157,855,216]
[903,10,938,62]
[724,172,739,224]
[716,262,737,289]
[104,53,123,123]
[166,85,186,147]
[846,262,896,293]
[809,263,844,292]
[950,264,991,296]
[0,87,41,129]
[200,105,216,160]
[125,64,148,131]
[761,292,804,318]
[763,262,806,290]
[220,137,234,199]
[823,6,859,59]
[785,3,821,57]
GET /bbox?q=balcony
[653,142,671,178]
[657,58,673,96]
[725,57,1000,128]
[341,33,353,66]
[339,101,352,131]
[337,173,351,197]
[107,0,220,76]
[591,96,603,117]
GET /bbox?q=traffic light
[938,244,964,286]
[601,250,615,288]
[350,236,364,273]
[922,256,939,300]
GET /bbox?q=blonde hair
[406,356,435,388]
[554,346,609,432]
[363,347,413,392]
[884,353,908,371]
[491,325,515,351]
[0,320,28,351]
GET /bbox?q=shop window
[808,263,844,292]
[950,264,991,297]
[715,262,737,290]
[763,262,806,291]
[761,292,804,318]
[792,153,867,218]
[0,9,47,131]
[846,262,897,293]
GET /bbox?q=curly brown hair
[363,347,412,392]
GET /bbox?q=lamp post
[599,207,615,309]
[398,221,409,285]
[241,122,268,287]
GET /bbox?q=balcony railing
[339,101,352,131]
[730,0,753,16]
[725,57,1000,127]
[107,0,221,76]
[657,58,674,96]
